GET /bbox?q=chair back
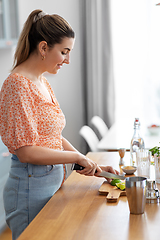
[91,116,108,139]
[79,125,99,152]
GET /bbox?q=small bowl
[147,125,160,135]
[121,166,137,175]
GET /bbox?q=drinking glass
[154,154,160,183]
[118,148,126,165]
[136,149,151,179]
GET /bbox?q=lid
[134,118,140,128]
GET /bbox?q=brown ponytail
[12,9,75,70]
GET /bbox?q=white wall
[0,0,84,151]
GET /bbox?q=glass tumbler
[154,154,160,183]
[136,149,151,179]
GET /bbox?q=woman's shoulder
[1,73,32,99]
[2,73,30,89]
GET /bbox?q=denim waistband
[10,154,57,178]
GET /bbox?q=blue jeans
[3,154,65,240]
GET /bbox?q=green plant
[149,146,160,156]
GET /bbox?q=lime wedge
[116,182,125,191]
[110,179,121,186]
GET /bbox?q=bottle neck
[133,126,141,137]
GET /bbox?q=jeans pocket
[3,173,19,214]
[32,165,54,177]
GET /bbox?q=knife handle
[72,163,97,173]
[71,163,84,170]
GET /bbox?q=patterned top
[0,73,66,154]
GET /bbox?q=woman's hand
[76,154,102,176]
[94,165,120,183]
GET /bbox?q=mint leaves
[149,146,160,156]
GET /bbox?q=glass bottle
[130,118,145,166]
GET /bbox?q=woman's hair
[12,9,75,70]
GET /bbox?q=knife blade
[98,171,125,180]
[71,163,125,180]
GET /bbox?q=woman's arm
[62,137,119,179]
[15,144,101,176]
[15,138,119,178]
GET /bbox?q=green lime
[116,182,125,191]
[110,179,121,186]
[115,182,121,188]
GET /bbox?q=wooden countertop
[17,152,160,240]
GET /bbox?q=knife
[98,171,125,180]
[71,163,125,180]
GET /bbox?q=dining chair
[90,116,108,139]
[79,125,99,152]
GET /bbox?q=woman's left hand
[94,165,120,183]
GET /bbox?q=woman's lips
[57,64,62,69]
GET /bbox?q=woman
[0,9,118,240]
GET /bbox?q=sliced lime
[116,182,125,191]
[110,179,121,186]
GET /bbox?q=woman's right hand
[75,153,102,176]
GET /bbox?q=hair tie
[33,12,48,23]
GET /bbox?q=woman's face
[44,37,75,74]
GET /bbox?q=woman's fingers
[76,156,101,176]
[94,165,120,183]
[100,165,120,175]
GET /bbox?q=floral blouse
[0,73,66,154]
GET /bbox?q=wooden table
[17,152,160,240]
[98,120,160,151]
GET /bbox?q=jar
[146,180,159,203]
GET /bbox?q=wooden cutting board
[99,181,126,203]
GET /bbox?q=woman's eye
[62,52,67,55]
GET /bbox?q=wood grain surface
[99,180,126,202]
[17,152,160,240]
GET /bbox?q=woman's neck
[11,53,45,82]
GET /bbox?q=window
[0,0,19,48]
[110,1,160,127]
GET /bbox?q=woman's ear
[39,41,48,58]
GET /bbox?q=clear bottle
[130,118,145,166]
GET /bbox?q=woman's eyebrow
[64,47,71,51]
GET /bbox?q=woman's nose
[64,54,70,64]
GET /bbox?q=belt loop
[27,163,33,177]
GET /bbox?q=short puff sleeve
[0,76,39,153]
